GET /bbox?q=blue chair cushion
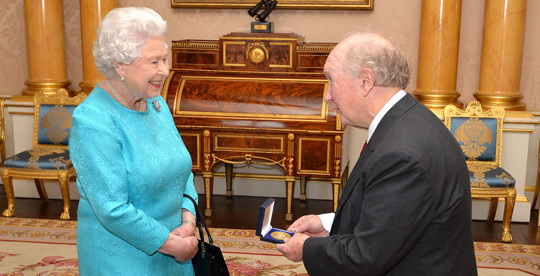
[468,163,515,188]
[37,104,77,146]
[3,148,72,170]
[451,117,498,161]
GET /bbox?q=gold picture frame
[171,0,373,10]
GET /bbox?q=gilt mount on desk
[248,0,277,33]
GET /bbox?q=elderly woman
[69,7,199,275]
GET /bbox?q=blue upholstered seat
[4,148,72,170]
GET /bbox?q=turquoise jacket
[70,85,198,275]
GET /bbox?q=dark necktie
[361,141,367,154]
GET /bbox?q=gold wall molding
[503,129,533,133]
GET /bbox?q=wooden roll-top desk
[162,33,348,221]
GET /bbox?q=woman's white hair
[93,7,167,79]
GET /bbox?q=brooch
[153,100,161,112]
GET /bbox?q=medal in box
[255,198,294,244]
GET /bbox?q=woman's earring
[121,76,125,82]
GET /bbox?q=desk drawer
[214,133,285,154]
[297,136,332,176]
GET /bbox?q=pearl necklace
[105,79,146,112]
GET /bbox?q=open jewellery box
[255,198,294,244]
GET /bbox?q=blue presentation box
[255,198,294,244]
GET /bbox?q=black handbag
[183,194,230,276]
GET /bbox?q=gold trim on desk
[297,137,331,175]
[223,41,247,67]
[214,133,285,153]
[170,68,326,76]
[179,132,201,170]
[212,154,287,171]
[220,35,301,41]
[193,171,347,182]
[162,70,175,99]
[174,76,329,121]
[176,124,343,135]
[268,42,293,68]
[297,43,336,53]
[172,40,219,49]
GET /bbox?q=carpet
[0,218,539,275]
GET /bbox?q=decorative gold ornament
[246,42,268,64]
[41,106,71,144]
[249,48,265,63]
[454,117,492,160]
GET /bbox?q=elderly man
[276,32,478,275]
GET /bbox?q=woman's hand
[172,209,197,237]
[171,222,196,238]
[158,233,199,262]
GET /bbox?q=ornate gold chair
[1,89,86,220]
[444,100,516,243]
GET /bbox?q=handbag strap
[183,194,214,244]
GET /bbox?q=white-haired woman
[69,7,199,275]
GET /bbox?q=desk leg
[300,176,307,201]
[285,176,295,221]
[332,178,341,212]
[203,172,214,217]
[225,163,233,197]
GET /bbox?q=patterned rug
[0,217,539,275]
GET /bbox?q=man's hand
[275,233,309,262]
[288,215,328,237]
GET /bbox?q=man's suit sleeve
[303,150,437,275]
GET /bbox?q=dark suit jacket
[303,94,478,275]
